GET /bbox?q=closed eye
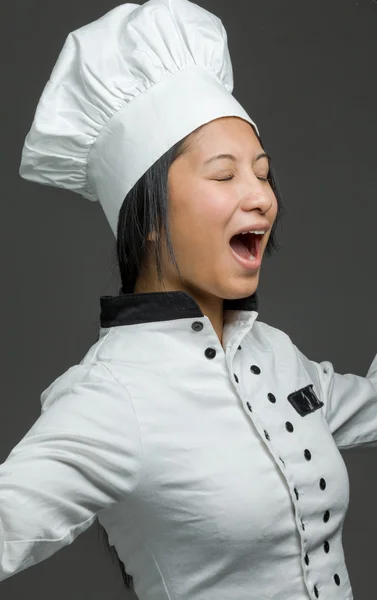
[215,175,269,182]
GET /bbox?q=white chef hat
[19,0,259,238]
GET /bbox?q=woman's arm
[0,361,142,581]
[295,345,377,450]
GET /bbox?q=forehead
[187,116,262,158]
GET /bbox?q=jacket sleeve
[295,345,377,450]
[0,361,142,582]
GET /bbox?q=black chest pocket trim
[287,384,324,417]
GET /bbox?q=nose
[243,180,274,214]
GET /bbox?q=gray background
[1,0,376,597]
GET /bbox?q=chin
[221,278,259,301]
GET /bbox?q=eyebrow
[204,152,272,166]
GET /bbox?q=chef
[1,0,376,599]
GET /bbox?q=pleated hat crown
[19,0,259,237]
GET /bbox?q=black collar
[100,289,259,328]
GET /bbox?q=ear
[147,231,158,242]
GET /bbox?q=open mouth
[229,232,263,261]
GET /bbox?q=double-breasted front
[0,290,376,599]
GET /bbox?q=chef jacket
[1,289,377,600]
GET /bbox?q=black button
[323,510,330,523]
[205,348,217,359]
[192,321,203,332]
[286,422,294,432]
[268,393,276,403]
[301,519,305,531]
[238,345,242,350]
[250,365,261,374]
[324,540,330,553]
[334,574,340,586]
[234,373,239,383]
[247,402,253,413]
[304,553,309,566]
[304,449,312,461]
[264,430,270,441]
[320,478,326,490]
[294,488,299,500]
[279,457,285,467]
[314,585,319,598]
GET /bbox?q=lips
[229,222,271,240]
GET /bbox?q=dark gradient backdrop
[0,0,376,598]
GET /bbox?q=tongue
[229,235,251,259]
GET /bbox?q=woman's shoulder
[249,318,294,349]
[39,330,130,413]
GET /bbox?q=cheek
[271,190,279,215]
[171,187,230,249]
[264,189,278,227]
[192,185,233,233]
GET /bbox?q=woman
[3,0,377,598]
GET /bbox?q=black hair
[96,121,286,591]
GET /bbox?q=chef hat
[19,0,259,238]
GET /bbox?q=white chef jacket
[1,289,377,600]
